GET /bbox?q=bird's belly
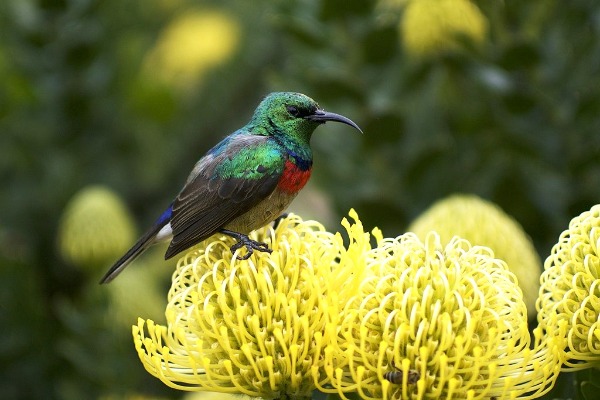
[224,188,298,233]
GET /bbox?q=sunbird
[100,92,361,283]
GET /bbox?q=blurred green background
[2,0,600,399]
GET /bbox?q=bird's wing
[165,134,284,259]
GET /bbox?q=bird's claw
[220,228,272,259]
[231,237,272,260]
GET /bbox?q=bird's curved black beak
[305,109,363,133]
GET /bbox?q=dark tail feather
[99,224,164,284]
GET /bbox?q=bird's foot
[220,229,272,260]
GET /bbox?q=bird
[99,92,362,283]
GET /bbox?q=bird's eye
[286,105,300,117]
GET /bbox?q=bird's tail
[99,222,166,284]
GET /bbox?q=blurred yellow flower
[401,0,488,56]
[143,9,240,90]
[107,252,170,329]
[538,204,600,370]
[58,185,135,269]
[133,212,376,398]
[408,194,542,319]
[321,232,564,400]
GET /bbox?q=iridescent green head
[248,92,362,143]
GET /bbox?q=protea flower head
[408,194,542,319]
[133,212,376,399]
[538,204,600,369]
[320,232,564,400]
[143,9,240,90]
[58,185,135,269]
[132,210,566,399]
[400,0,488,56]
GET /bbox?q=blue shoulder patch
[155,204,173,226]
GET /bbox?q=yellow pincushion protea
[320,232,564,400]
[408,194,542,319]
[401,0,488,56]
[133,212,375,398]
[538,204,600,369]
[143,9,240,90]
[58,185,136,269]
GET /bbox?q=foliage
[2,0,600,398]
